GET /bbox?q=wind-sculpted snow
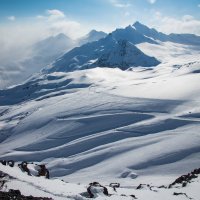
[0,60,200,185]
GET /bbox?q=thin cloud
[0,9,88,88]
[147,0,157,4]
[36,9,83,39]
[7,16,16,21]
[152,12,200,35]
[198,4,200,8]
[110,0,131,8]
[46,9,65,19]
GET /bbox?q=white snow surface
[0,39,200,199]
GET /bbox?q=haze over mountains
[0,29,107,89]
[1,21,200,89]
[78,29,107,45]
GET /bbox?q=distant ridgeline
[43,21,200,73]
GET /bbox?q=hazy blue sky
[0,0,200,69]
[0,0,200,22]
[0,0,200,88]
[0,0,200,36]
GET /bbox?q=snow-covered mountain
[133,21,200,45]
[0,21,200,199]
[33,33,75,58]
[0,33,76,89]
[44,24,163,73]
[44,22,200,74]
[22,33,76,71]
[78,29,107,45]
[44,35,160,73]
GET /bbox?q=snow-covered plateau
[0,22,200,199]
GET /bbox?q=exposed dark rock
[136,184,143,190]
[0,171,14,190]
[89,182,101,186]
[1,160,50,179]
[173,192,192,200]
[9,189,21,195]
[7,160,15,167]
[0,190,53,200]
[191,168,200,175]
[87,182,109,198]
[169,168,200,188]
[109,183,120,191]
[182,182,187,187]
[130,194,137,199]
[18,161,31,176]
[37,164,50,179]
[136,183,157,192]
[158,185,167,189]
[0,160,7,166]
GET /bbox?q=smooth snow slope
[0,54,200,186]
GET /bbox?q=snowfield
[0,61,200,180]
[0,23,200,199]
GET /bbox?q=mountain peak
[133,21,152,32]
[55,33,69,40]
[78,29,107,45]
[133,21,143,26]
[89,29,100,35]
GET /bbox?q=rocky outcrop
[109,183,120,191]
[87,182,109,198]
[169,168,200,188]
[1,160,50,179]
[0,190,53,200]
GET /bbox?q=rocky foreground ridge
[0,160,200,200]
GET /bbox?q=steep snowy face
[94,40,160,69]
[43,34,160,73]
[112,25,157,45]
[133,21,168,42]
[78,30,107,45]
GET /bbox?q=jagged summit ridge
[132,21,200,45]
[44,25,162,73]
[94,39,160,69]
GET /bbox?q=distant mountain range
[43,21,200,73]
[1,21,200,89]
[0,29,107,89]
[133,21,200,45]
[21,30,108,72]
[44,34,159,73]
